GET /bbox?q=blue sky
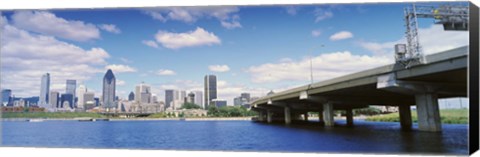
[0,2,469,105]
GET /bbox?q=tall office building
[83,92,95,110]
[204,75,217,108]
[76,84,87,109]
[187,92,195,104]
[65,80,77,107]
[212,99,227,108]
[241,93,251,102]
[60,93,74,109]
[165,89,174,109]
[102,69,116,108]
[193,91,203,108]
[1,89,12,106]
[49,91,59,108]
[128,91,135,101]
[135,82,151,104]
[39,73,50,108]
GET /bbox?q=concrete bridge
[250,46,468,132]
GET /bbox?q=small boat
[28,119,44,122]
[94,118,109,121]
[78,119,94,122]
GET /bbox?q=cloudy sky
[0,2,469,105]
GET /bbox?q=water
[1,119,468,155]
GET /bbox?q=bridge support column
[258,111,265,122]
[346,109,353,126]
[284,106,291,125]
[318,109,324,123]
[416,93,442,132]
[304,112,309,121]
[267,110,273,123]
[399,105,412,130]
[323,103,334,127]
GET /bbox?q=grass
[365,109,468,124]
[1,112,106,119]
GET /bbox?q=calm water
[0,119,468,155]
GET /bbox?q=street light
[309,44,324,84]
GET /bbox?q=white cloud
[142,40,159,48]
[314,8,333,22]
[105,64,137,73]
[117,80,126,86]
[156,69,176,76]
[358,24,468,56]
[285,6,299,15]
[246,51,392,83]
[154,27,221,49]
[144,6,242,29]
[11,11,100,42]
[209,65,230,72]
[119,57,132,63]
[1,22,110,97]
[311,29,322,37]
[99,24,121,34]
[330,31,353,41]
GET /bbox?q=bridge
[250,46,468,132]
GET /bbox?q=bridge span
[250,46,468,132]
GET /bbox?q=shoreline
[1,117,253,121]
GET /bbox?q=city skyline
[0,3,469,105]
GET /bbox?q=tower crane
[395,4,469,68]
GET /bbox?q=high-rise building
[102,69,116,108]
[76,84,87,109]
[193,91,203,108]
[1,89,12,106]
[49,91,59,108]
[128,91,135,101]
[39,73,50,108]
[180,91,186,104]
[212,99,227,108]
[60,93,74,109]
[66,80,76,105]
[187,92,195,104]
[83,92,95,110]
[204,75,217,108]
[165,89,174,109]
[151,94,158,103]
[135,82,151,104]
[241,93,251,102]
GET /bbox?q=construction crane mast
[395,4,469,68]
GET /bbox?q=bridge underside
[252,48,467,132]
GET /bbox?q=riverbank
[365,109,468,124]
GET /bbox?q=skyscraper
[1,89,12,106]
[128,91,135,101]
[76,84,87,109]
[165,89,174,109]
[102,69,116,108]
[193,91,203,108]
[204,75,217,108]
[60,93,74,109]
[83,92,95,110]
[39,73,50,108]
[135,82,151,104]
[187,92,195,104]
[49,91,59,108]
[66,79,76,107]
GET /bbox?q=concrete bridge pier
[318,109,324,124]
[415,93,442,132]
[345,109,353,126]
[399,105,412,130]
[323,103,334,127]
[284,106,291,125]
[304,112,309,121]
[267,110,273,123]
[258,111,266,122]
